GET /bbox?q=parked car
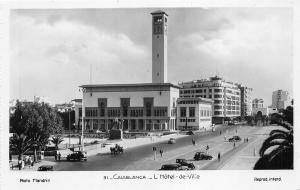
[194,152,213,160]
[67,151,87,161]
[168,138,176,144]
[38,165,54,171]
[228,122,235,125]
[186,131,194,135]
[228,135,241,142]
[159,164,191,170]
[176,159,195,170]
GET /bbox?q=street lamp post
[69,108,71,147]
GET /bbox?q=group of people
[55,152,61,161]
[15,155,34,170]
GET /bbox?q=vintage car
[176,159,195,170]
[168,138,176,144]
[186,131,195,135]
[66,151,87,161]
[194,152,213,160]
[38,165,54,171]
[228,135,241,142]
[110,144,124,155]
[159,164,191,170]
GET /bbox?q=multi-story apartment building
[252,98,264,108]
[178,76,241,124]
[272,90,290,110]
[176,97,212,131]
[238,85,253,117]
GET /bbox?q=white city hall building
[80,83,179,132]
[80,10,213,132]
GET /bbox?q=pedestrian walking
[206,144,209,153]
[58,152,61,161]
[159,149,163,157]
[246,137,249,142]
[218,152,221,162]
[219,131,222,135]
[54,153,57,161]
[192,138,195,145]
[233,142,236,148]
[28,157,32,168]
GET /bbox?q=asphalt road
[54,124,241,171]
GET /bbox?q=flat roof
[177,97,213,104]
[80,83,181,89]
[151,10,168,16]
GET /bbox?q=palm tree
[50,135,64,150]
[254,115,293,169]
[10,133,33,160]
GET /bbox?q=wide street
[50,124,275,171]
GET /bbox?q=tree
[50,135,64,150]
[10,133,32,160]
[254,106,293,169]
[10,101,64,158]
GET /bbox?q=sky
[10,8,293,106]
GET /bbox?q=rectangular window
[79,108,82,117]
[189,107,195,117]
[180,107,186,117]
[85,108,98,117]
[214,94,222,98]
[214,100,222,104]
[214,105,222,109]
[214,89,222,92]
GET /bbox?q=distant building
[54,103,73,113]
[176,97,212,131]
[252,107,278,116]
[252,98,264,109]
[272,90,290,110]
[33,96,51,105]
[178,76,241,124]
[238,85,253,117]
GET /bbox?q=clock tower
[151,10,168,83]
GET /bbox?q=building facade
[239,85,253,117]
[176,97,212,131]
[272,90,290,110]
[178,76,241,124]
[80,83,179,132]
[252,98,264,109]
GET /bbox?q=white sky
[10,8,293,106]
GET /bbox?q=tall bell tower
[151,10,168,84]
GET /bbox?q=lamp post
[32,142,38,163]
[69,108,71,146]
